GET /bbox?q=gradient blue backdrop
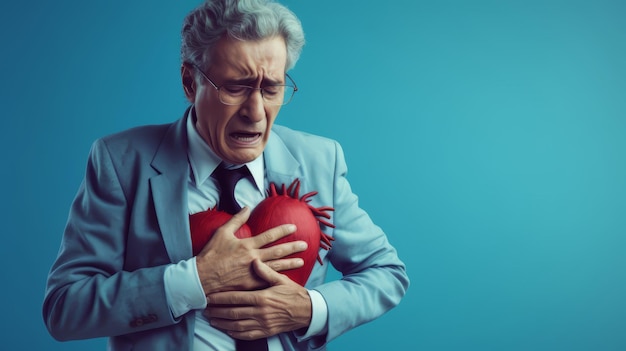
[1,0,625,350]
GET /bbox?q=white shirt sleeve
[164,257,207,318]
[295,289,329,341]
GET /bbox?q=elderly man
[43,0,409,350]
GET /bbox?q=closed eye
[263,86,284,95]
[222,85,250,96]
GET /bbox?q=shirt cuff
[164,257,207,318]
[296,289,328,341]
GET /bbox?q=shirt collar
[186,107,265,191]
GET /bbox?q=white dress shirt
[162,111,328,350]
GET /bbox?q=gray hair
[181,0,305,73]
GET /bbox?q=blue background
[1,0,625,350]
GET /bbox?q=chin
[227,151,262,165]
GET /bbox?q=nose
[240,89,265,123]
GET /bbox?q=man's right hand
[195,207,307,295]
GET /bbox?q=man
[43,0,409,350]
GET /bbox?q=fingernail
[287,224,297,232]
[297,241,308,250]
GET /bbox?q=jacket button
[129,314,158,327]
[129,318,143,327]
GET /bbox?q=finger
[217,207,251,234]
[250,223,296,248]
[208,291,257,306]
[228,328,268,341]
[206,305,257,321]
[265,258,304,272]
[209,318,267,339]
[259,240,307,261]
[252,258,291,286]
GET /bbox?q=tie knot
[212,163,250,214]
[213,163,250,187]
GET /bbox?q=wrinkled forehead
[208,35,288,82]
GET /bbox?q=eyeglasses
[193,64,298,106]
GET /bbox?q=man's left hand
[205,258,312,340]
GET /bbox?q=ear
[181,63,196,103]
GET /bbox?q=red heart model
[189,179,334,286]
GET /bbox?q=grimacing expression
[182,36,288,165]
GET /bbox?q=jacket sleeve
[42,139,177,341]
[313,141,410,345]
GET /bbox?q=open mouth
[230,132,262,145]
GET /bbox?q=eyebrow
[224,76,284,86]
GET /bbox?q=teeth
[233,133,259,142]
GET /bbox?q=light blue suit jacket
[43,110,409,350]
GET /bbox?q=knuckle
[250,294,264,307]
[264,230,277,243]
[260,306,272,317]
[290,242,301,252]
[228,309,240,320]
[288,260,299,269]
[273,247,284,258]
[232,294,245,305]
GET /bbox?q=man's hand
[205,258,313,340]
[196,207,308,295]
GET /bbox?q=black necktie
[212,162,269,351]
[212,163,250,214]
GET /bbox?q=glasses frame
[192,64,298,106]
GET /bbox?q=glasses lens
[264,86,296,105]
[219,85,250,105]
[282,86,296,105]
[218,85,296,106]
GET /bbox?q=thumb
[252,258,290,286]
[216,207,250,241]
[220,207,251,234]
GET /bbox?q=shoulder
[98,123,174,153]
[85,120,183,177]
[88,117,185,165]
[268,124,349,189]
[271,124,335,144]
[271,124,341,158]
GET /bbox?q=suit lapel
[264,128,304,188]
[150,110,191,263]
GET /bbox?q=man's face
[183,36,288,165]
